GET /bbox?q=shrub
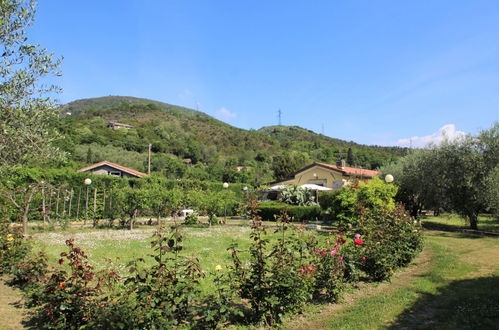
[258,201,321,222]
[30,239,100,328]
[99,227,204,328]
[309,236,346,302]
[229,212,314,325]
[0,223,31,274]
[326,178,398,227]
[318,190,339,210]
[344,205,424,281]
[183,213,199,225]
[278,185,316,206]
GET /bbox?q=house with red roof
[274,161,380,190]
[77,161,147,178]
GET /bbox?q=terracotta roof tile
[77,161,147,178]
[315,162,380,177]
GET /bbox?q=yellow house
[275,161,380,190]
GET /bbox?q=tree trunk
[55,188,60,220]
[68,190,73,218]
[41,186,47,224]
[76,188,81,220]
[469,213,478,230]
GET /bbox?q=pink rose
[330,250,337,255]
[354,233,361,239]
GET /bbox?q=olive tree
[0,0,65,167]
[381,123,498,229]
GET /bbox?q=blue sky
[31,0,498,146]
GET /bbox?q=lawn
[3,217,499,329]
[31,223,317,294]
[422,213,499,232]
[284,229,499,329]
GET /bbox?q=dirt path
[0,277,26,330]
[284,247,434,330]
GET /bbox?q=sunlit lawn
[422,213,499,232]
[31,222,317,294]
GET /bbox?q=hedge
[258,201,322,222]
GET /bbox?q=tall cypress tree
[347,148,354,166]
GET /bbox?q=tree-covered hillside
[56,96,407,185]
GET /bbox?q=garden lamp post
[84,178,92,225]
[243,186,248,199]
[385,174,394,183]
[223,182,229,223]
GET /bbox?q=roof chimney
[340,159,346,169]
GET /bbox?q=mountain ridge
[57,96,407,184]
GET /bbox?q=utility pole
[278,109,282,126]
[148,143,152,175]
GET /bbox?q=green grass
[422,213,499,232]
[31,223,314,294]
[27,218,499,329]
[296,230,499,329]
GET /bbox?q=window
[109,171,122,177]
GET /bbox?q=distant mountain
[55,96,407,184]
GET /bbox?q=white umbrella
[300,184,332,191]
[269,185,288,191]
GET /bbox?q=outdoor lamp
[385,174,394,183]
[84,178,92,225]
[223,182,229,189]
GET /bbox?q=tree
[346,148,354,166]
[115,187,149,230]
[0,167,41,234]
[272,152,309,181]
[0,0,64,167]
[147,185,184,226]
[381,123,498,229]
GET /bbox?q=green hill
[56,96,407,185]
[61,95,208,118]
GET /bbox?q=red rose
[354,239,364,245]
[361,256,367,261]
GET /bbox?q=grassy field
[2,218,499,329]
[422,213,499,232]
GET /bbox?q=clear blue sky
[31,0,498,146]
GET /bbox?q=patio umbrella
[300,184,332,191]
[269,185,288,191]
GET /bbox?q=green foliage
[278,185,316,206]
[360,206,423,281]
[29,239,100,328]
[326,178,398,227]
[380,122,499,228]
[52,97,405,186]
[183,213,199,225]
[271,152,310,181]
[228,218,313,325]
[102,228,204,328]
[258,201,322,222]
[0,0,65,167]
[0,223,31,273]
